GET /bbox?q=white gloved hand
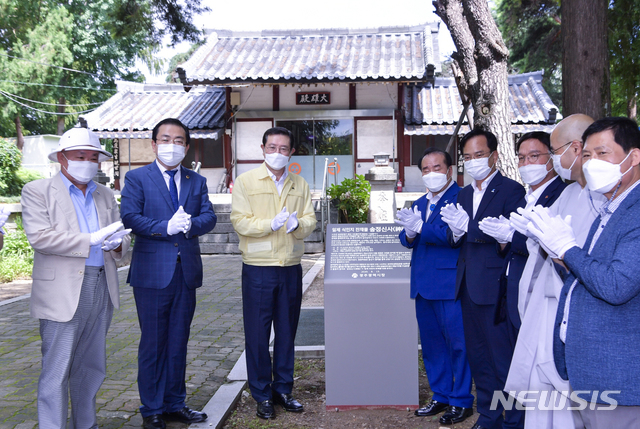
[478,215,515,244]
[441,203,469,236]
[167,206,190,235]
[509,207,537,240]
[90,221,124,246]
[271,207,290,231]
[526,206,577,259]
[102,228,131,251]
[286,211,298,233]
[0,206,9,229]
[394,206,424,239]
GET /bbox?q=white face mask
[582,151,632,194]
[464,153,494,181]
[519,157,552,186]
[265,152,289,170]
[156,143,185,167]
[65,159,99,184]
[552,145,578,181]
[422,172,449,193]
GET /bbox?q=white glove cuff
[405,228,417,239]
[558,242,578,259]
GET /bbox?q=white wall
[21,135,60,178]
[235,86,272,110]
[355,83,398,109]
[356,119,395,159]
[236,120,272,161]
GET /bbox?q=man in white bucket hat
[21,126,131,428]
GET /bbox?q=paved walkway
[0,254,321,428]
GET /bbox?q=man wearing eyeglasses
[230,127,317,420]
[121,118,217,429]
[441,129,525,429]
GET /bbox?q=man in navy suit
[396,148,474,425]
[527,117,640,428]
[479,132,566,334]
[441,129,525,429]
[121,118,217,429]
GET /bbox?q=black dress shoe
[439,405,473,424]
[162,406,207,424]
[272,391,304,412]
[256,399,276,419]
[470,423,487,429]
[142,414,166,429]
[414,399,449,416]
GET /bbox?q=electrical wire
[0,79,116,92]
[0,53,99,77]
[0,91,98,115]
[0,89,104,107]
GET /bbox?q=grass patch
[0,216,33,282]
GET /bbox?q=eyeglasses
[264,144,291,155]
[156,137,186,146]
[517,152,551,164]
[551,141,576,154]
[462,151,493,162]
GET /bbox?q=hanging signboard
[296,92,330,105]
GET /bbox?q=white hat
[48,127,112,162]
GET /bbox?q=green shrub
[0,216,34,282]
[327,174,371,224]
[0,138,23,197]
[16,168,43,187]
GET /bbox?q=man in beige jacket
[21,127,131,428]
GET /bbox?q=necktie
[165,170,179,211]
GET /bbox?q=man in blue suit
[396,148,474,425]
[121,118,217,429]
[527,117,640,428]
[441,129,525,429]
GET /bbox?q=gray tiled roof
[81,82,226,137]
[176,24,441,85]
[403,71,561,134]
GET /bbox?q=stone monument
[364,153,397,224]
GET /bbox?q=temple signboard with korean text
[296,92,330,105]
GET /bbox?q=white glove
[394,206,424,238]
[478,215,515,244]
[90,221,124,246]
[167,206,191,235]
[286,211,299,233]
[271,207,290,231]
[509,207,537,240]
[526,206,577,259]
[441,203,469,236]
[102,228,131,251]
[0,206,9,229]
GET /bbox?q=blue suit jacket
[121,162,217,289]
[449,172,525,305]
[499,177,567,327]
[399,183,461,300]
[553,184,640,406]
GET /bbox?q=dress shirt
[59,173,104,267]
[426,179,455,220]
[267,168,289,196]
[155,160,182,200]
[560,179,640,342]
[471,169,499,218]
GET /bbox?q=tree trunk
[14,114,24,151]
[433,0,519,181]
[562,0,610,119]
[628,95,637,121]
[57,97,66,135]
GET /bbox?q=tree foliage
[0,0,208,140]
[495,0,562,110]
[609,0,640,119]
[0,137,22,196]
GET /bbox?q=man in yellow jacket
[231,127,317,420]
